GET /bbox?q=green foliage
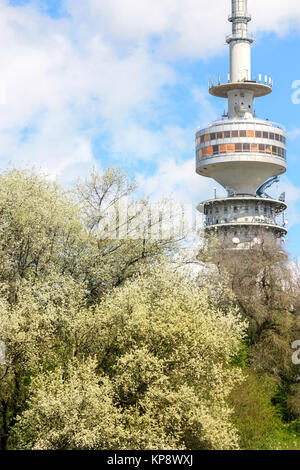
[0,167,249,450]
[230,340,251,368]
[201,236,300,450]
[230,372,282,449]
[0,166,180,449]
[11,359,129,450]
[287,384,300,418]
[8,265,247,450]
[229,371,300,450]
[1,166,300,451]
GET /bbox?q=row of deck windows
[196,130,286,145]
[206,218,274,226]
[197,143,286,159]
[205,206,273,215]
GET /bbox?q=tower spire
[229,0,251,37]
[227,0,253,83]
[209,0,272,120]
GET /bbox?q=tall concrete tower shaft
[228,0,252,83]
[196,0,287,250]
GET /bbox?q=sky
[1,0,300,257]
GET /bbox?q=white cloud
[74,0,229,60]
[138,158,225,206]
[0,1,179,179]
[287,128,300,140]
[250,0,300,36]
[64,0,300,60]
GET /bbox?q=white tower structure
[196,0,287,249]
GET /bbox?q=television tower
[196,0,287,249]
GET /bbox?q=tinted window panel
[259,144,265,152]
[206,146,213,156]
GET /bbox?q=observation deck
[198,196,287,239]
[209,78,272,99]
[195,119,287,195]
